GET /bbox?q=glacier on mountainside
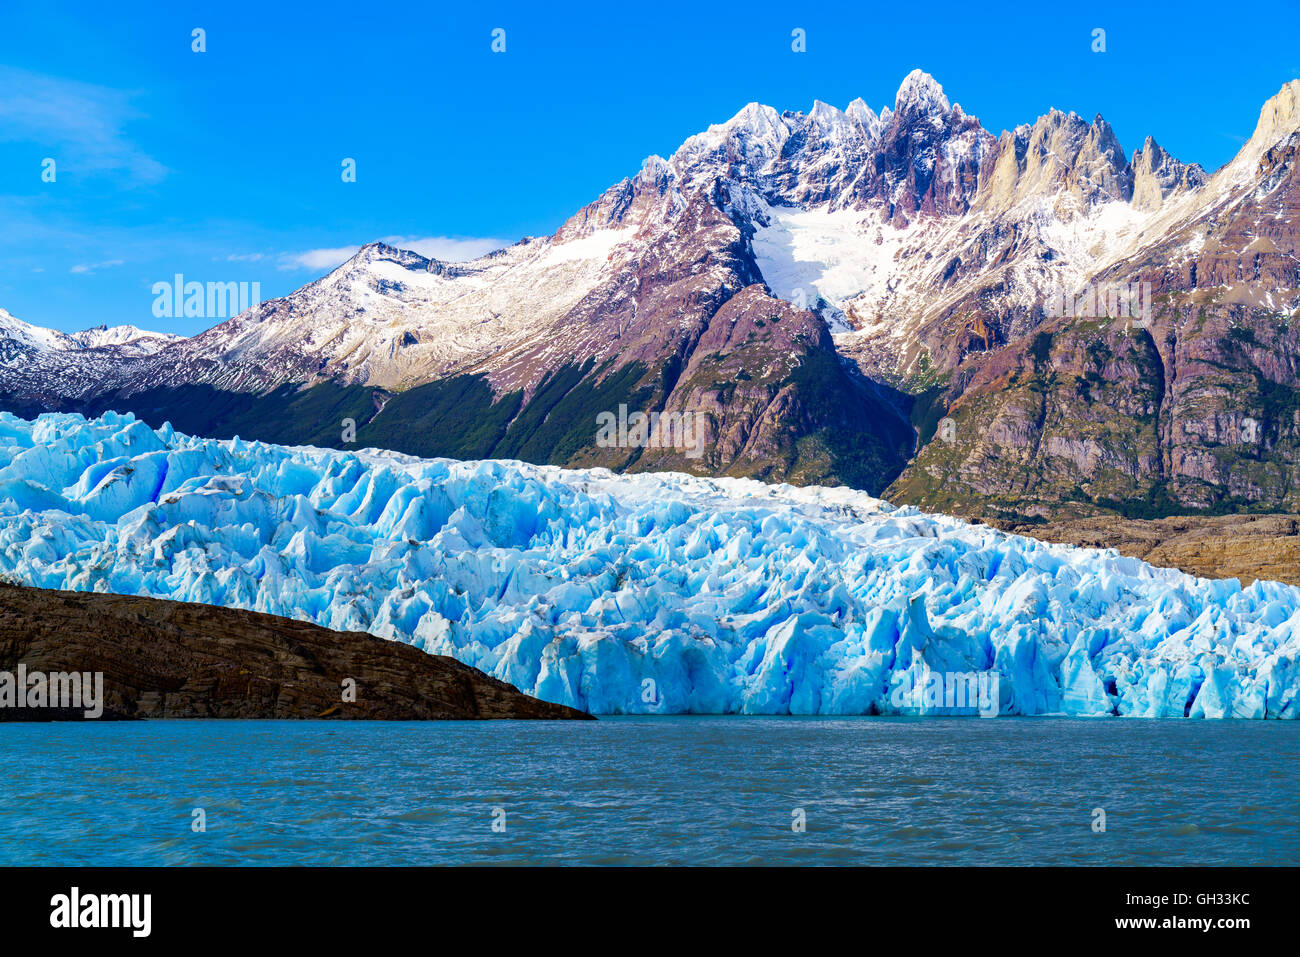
[0,411,1297,718]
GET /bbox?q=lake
[1,717,1296,865]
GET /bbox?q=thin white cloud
[384,235,509,261]
[278,236,509,272]
[279,246,364,271]
[69,259,124,274]
[0,67,166,183]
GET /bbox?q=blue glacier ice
[0,410,1298,718]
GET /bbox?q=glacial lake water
[1,716,1297,866]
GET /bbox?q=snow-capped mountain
[0,307,70,358]
[0,309,183,413]
[66,323,181,354]
[0,309,180,363]
[4,72,1300,514]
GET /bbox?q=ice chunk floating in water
[0,411,1298,718]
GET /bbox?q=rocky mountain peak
[672,101,790,178]
[808,99,853,134]
[1077,113,1134,202]
[972,108,1132,215]
[639,154,670,183]
[1131,135,1206,210]
[1250,79,1300,151]
[1087,113,1124,154]
[845,97,883,140]
[1212,79,1300,192]
[349,241,433,271]
[893,69,950,118]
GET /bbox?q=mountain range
[6,70,1300,520]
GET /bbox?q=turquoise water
[1,717,1297,865]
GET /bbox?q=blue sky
[1,0,1298,335]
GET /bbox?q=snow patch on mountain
[751,201,920,324]
[0,308,69,356]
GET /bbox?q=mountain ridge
[5,72,1300,514]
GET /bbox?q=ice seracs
[0,410,1297,718]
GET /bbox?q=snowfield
[1,411,1298,718]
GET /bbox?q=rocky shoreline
[981,513,1300,587]
[0,583,591,721]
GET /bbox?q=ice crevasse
[0,410,1297,718]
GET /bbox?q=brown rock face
[1130,136,1206,211]
[895,140,1300,514]
[888,82,1300,519]
[560,284,915,490]
[0,584,591,720]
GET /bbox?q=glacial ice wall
[0,411,1297,717]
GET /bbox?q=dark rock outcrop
[0,584,591,720]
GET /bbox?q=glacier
[0,410,1298,718]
